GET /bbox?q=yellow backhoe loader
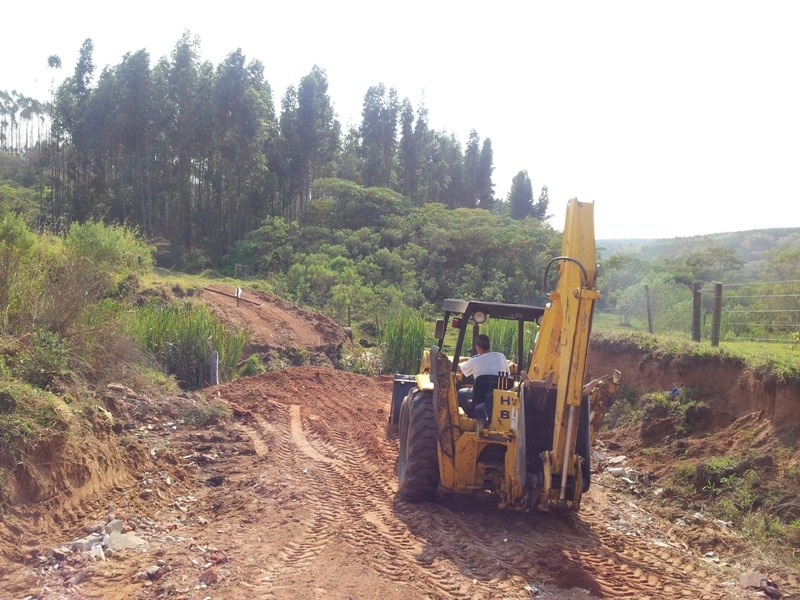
[390,199,621,513]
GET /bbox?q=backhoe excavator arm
[526,199,606,509]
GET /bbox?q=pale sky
[2,1,799,239]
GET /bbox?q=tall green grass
[130,301,247,389]
[382,308,429,375]
[482,319,538,365]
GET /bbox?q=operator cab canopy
[436,299,546,374]
[441,299,545,323]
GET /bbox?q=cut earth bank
[0,286,798,600]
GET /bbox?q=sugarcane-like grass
[382,308,428,375]
[131,301,247,389]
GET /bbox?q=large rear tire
[397,389,439,502]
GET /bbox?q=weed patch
[238,354,266,377]
[0,381,71,463]
[178,400,232,426]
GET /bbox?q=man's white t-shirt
[459,352,509,379]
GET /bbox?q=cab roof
[442,298,545,322]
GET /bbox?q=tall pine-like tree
[462,129,481,208]
[359,83,398,188]
[279,66,340,220]
[532,185,549,220]
[508,170,533,220]
[477,138,494,210]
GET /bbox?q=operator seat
[473,373,514,423]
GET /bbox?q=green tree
[438,133,465,209]
[597,253,653,312]
[762,248,800,334]
[308,178,410,231]
[336,126,363,183]
[157,32,206,248]
[277,66,340,220]
[396,99,417,201]
[206,49,276,257]
[359,83,398,188]
[462,129,481,208]
[477,138,494,210]
[508,170,533,220]
[683,245,744,283]
[532,185,549,220]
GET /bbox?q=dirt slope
[200,285,348,365]
[1,293,798,600]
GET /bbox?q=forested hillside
[1,34,548,268]
[600,228,800,280]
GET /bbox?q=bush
[19,329,70,389]
[64,221,154,281]
[239,354,266,377]
[178,399,231,426]
[0,213,37,334]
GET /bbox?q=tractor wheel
[576,394,592,492]
[397,389,439,502]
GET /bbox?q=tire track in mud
[244,400,527,599]
[287,401,483,597]
[254,400,339,585]
[226,370,744,600]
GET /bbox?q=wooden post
[711,283,722,347]
[645,285,654,334]
[692,281,701,342]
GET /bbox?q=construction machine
[390,198,621,513]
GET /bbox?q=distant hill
[598,228,800,279]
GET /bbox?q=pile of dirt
[200,285,349,367]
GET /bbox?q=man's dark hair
[475,334,490,351]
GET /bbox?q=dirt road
[1,287,793,599]
[3,368,751,600]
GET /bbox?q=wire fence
[703,280,800,345]
[599,280,800,347]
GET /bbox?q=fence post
[645,285,654,334]
[711,282,722,347]
[210,350,219,386]
[692,281,701,342]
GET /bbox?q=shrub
[64,221,153,282]
[18,329,70,389]
[0,213,37,334]
[239,354,266,377]
[0,381,71,461]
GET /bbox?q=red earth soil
[1,287,797,600]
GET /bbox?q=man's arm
[459,356,476,378]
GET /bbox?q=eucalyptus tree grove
[1,34,548,264]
